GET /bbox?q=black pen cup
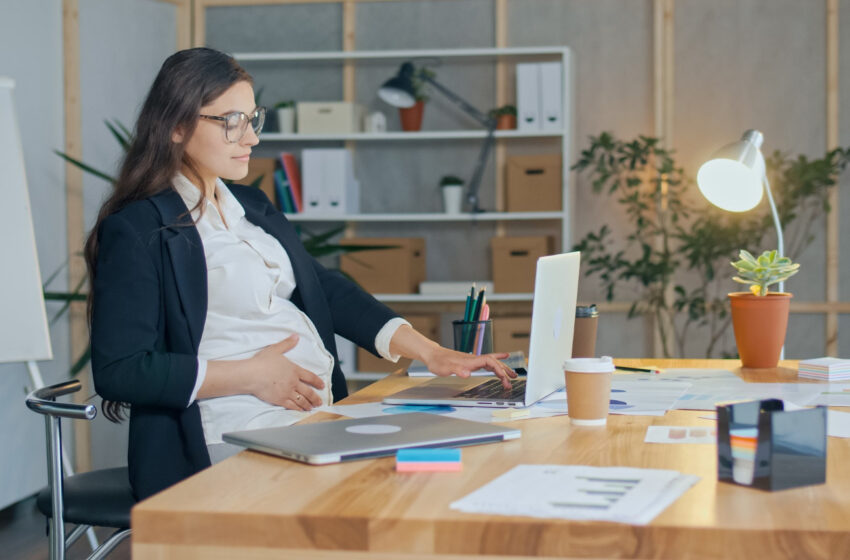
[452,320,493,355]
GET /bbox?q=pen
[467,288,487,351]
[616,365,664,374]
[474,303,490,355]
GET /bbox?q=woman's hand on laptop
[423,348,518,389]
[390,324,517,388]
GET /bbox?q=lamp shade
[378,62,417,108]
[696,129,766,212]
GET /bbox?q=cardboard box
[297,102,364,134]
[505,154,562,211]
[340,237,425,294]
[357,314,440,373]
[493,316,532,356]
[243,157,278,208]
[491,236,554,293]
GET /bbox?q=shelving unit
[284,211,564,223]
[235,46,572,381]
[260,129,564,142]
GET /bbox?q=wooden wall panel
[839,0,850,357]
[191,0,848,358]
[674,0,829,358]
[78,0,179,469]
[507,0,654,309]
[352,0,500,282]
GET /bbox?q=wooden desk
[132,360,850,559]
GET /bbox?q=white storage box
[297,102,364,134]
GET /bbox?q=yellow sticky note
[492,408,531,419]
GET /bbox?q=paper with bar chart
[450,464,699,525]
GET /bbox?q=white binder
[516,63,540,131]
[539,61,563,131]
[301,149,359,214]
[301,149,324,213]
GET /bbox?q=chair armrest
[26,380,96,421]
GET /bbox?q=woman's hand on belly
[246,335,325,411]
[201,335,325,411]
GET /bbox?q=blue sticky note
[396,448,461,463]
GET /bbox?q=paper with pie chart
[538,380,690,417]
[644,425,717,444]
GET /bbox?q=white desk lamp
[696,129,785,293]
[698,129,786,360]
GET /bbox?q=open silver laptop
[383,251,580,408]
[221,412,520,465]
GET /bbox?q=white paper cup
[563,356,615,426]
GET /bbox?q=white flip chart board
[0,77,52,363]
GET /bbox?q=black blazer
[90,185,398,500]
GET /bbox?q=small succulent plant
[731,249,800,296]
[439,175,464,187]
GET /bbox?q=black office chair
[26,380,134,560]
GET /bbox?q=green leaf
[54,150,116,184]
[105,119,131,152]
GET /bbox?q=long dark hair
[85,48,253,421]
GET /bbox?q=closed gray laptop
[222,412,520,465]
[383,251,580,408]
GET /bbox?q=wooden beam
[193,0,206,46]
[652,0,675,357]
[342,0,355,101]
[176,0,192,50]
[63,0,90,472]
[342,0,356,240]
[494,0,507,225]
[826,0,839,355]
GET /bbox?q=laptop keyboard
[455,378,527,401]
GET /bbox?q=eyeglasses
[199,106,266,143]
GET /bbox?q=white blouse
[173,174,408,444]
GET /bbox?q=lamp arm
[420,73,491,126]
[762,173,785,291]
[466,119,497,213]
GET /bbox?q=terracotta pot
[728,292,792,368]
[496,114,516,130]
[399,101,424,132]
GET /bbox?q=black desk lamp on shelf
[378,61,495,213]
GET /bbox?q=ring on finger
[296,393,302,401]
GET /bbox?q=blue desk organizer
[716,399,827,491]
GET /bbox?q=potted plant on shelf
[399,68,434,132]
[274,100,296,134]
[489,104,517,130]
[439,175,464,213]
[729,249,800,368]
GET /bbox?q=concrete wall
[0,0,65,511]
[204,0,848,361]
[79,0,177,470]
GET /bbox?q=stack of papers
[450,464,699,525]
[419,281,493,295]
[798,357,850,381]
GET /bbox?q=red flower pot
[399,101,424,132]
[728,292,792,368]
[496,114,516,130]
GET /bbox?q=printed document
[450,464,699,525]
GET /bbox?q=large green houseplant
[571,132,849,358]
